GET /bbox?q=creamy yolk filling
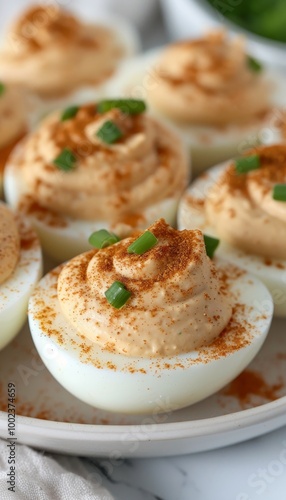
[0,5,125,96]
[57,219,232,358]
[0,204,20,284]
[147,31,270,126]
[205,144,286,260]
[18,103,188,224]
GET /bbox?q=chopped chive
[204,234,220,259]
[97,99,146,115]
[272,184,286,202]
[89,229,120,249]
[53,148,77,171]
[105,281,131,309]
[127,231,158,255]
[247,55,263,73]
[96,120,123,144]
[235,154,260,174]
[61,105,79,121]
[0,82,6,96]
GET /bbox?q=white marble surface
[82,425,286,500]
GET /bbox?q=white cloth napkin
[0,439,114,500]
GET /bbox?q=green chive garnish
[89,229,120,249]
[97,99,146,115]
[204,234,220,259]
[127,231,158,255]
[96,120,123,144]
[247,55,263,73]
[53,148,77,171]
[61,105,79,121]
[0,82,6,96]
[235,154,260,174]
[273,184,286,202]
[105,281,131,309]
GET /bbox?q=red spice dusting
[221,369,283,408]
[14,5,96,51]
[20,235,36,250]
[19,195,67,228]
[275,262,285,269]
[223,144,286,198]
[79,343,91,355]
[106,362,116,371]
[117,213,145,228]
[199,304,250,362]
[98,418,110,425]
[276,353,286,361]
[185,195,205,212]
[263,259,285,269]
[52,104,144,155]
[18,220,38,250]
[95,220,205,297]
[0,397,111,424]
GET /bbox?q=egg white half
[4,144,181,263]
[178,163,286,317]
[107,49,286,175]
[28,260,273,414]
[0,212,42,350]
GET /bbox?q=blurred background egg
[178,162,286,317]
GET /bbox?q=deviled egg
[109,30,278,174]
[0,202,42,350]
[28,219,273,414]
[178,144,286,316]
[0,4,139,100]
[4,100,189,262]
[0,82,27,195]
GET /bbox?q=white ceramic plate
[0,316,285,457]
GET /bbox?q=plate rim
[1,393,286,442]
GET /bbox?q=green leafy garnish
[61,105,79,121]
[89,229,120,249]
[105,281,131,309]
[235,154,260,174]
[0,82,6,96]
[127,231,158,255]
[204,234,220,259]
[272,183,286,201]
[53,148,77,172]
[247,55,263,73]
[97,99,146,115]
[96,120,123,145]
